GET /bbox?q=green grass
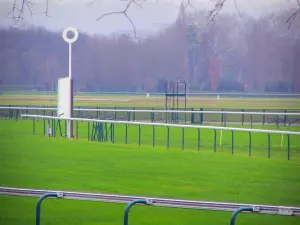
[1,119,300,159]
[0,119,300,224]
[1,93,300,109]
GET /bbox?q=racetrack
[1,93,300,109]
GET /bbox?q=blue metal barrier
[230,207,254,225]
[36,192,63,225]
[123,199,153,225]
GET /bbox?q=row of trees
[0,5,299,92]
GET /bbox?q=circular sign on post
[62,27,79,44]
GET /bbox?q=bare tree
[209,0,300,27]
[10,0,300,33]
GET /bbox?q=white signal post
[61,27,79,138]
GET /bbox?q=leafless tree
[10,0,300,33]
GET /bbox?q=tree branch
[233,0,241,17]
[10,0,50,26]
[208,0,227,24]
[44,0,51,17]
[95,0,140,38]
[286,0,300,28]
[10,0,32,25]
[184,0,196,9]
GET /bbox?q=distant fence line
[1,106,300,115]
[1,89,300,98]
[1,106,300,127]
[21,114,300,160]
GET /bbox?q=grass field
[1,93,300,109]
[1,93,300,224]
[0,118,300,225]
[1,119,300,158]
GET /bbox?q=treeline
[0,6,299,92]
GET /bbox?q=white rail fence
[20,114,300,160]
[1,106,299,126]
[0,106,300,115]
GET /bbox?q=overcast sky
[0,0,296,36]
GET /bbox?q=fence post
[221,109,224,126]
[268,133,271,158]
[262,109,265,125]
[43,119,45,136]
[152,126,155,147]
[112,124,115,144]
[127,112,130,121]
[9,105,12,119]
[197,128,200,151]
[287,134,290,160]
[64,120,67,138]
[214,129,217,152]
[133,108,136,121]
[250,115,253,128]
[249,132,252,157]
[151,108,155,122]
[76,120,78,140]
[53,118,56,137]
[47,119,50,138]
[284,109,287,126]
[241,109,244,126]
[88,122,90,141]
[125,124,128,144]
[232,131,234,155]
[25,106,28,119]
[33,118,36,135]
[200,108,203,124]
[182,127,185,151]
[51,119,55,137]
[110,123,113,142]
[36,192,63,225]
[15,109,19,120]
[138,125,141,146]
[191,108,194,124]
[230,207,254,225]
[123,199,152,225]
[167,127,170,148]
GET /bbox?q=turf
[1,119,300,159]
[1,94,300,109]
[0,119,300,224]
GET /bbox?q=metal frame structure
[165,80,187,123]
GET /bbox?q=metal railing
[1,106,300,126]
[19,114,300,160]
[1,187,299,225]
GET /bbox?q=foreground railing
[20,114,300,160]
[0,187,299,225]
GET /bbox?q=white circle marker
[62,27,79,44]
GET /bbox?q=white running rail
[20,114,300,136]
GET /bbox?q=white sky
[0,0,296,36]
